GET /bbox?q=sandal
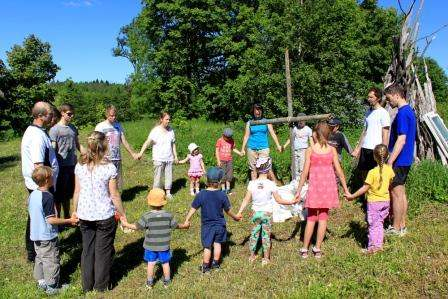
[299,248,309,259]
[312,247,323,259]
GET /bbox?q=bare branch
[416,23,448,43]
[398,0,416,17]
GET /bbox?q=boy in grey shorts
[215,128,243,194]
[28,166,78,294]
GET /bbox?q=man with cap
[183,167,241,273]
[215,128,243,194]
[328,118,353,161]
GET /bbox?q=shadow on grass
[111,237,144,288]
[59,227,82,284]
[154,248,190,282]
[341,220,368,248]
[121,185,148,202]
[272,221,304,242]
[171,178,187,195]
[0,154,19,171]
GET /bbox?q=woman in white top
[352,87,390,173]
[138,112,179,199]
[72,131,126,293]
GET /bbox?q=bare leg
[213,243,222,262]
[161,263,171,281]
[226,181,231,192]
[147,261,156,280]
[391,186,405,230]
[194,178,200,193]
[315,220,328,249]
[203,248,212,265]
[303,221,316,249]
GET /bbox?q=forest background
[1,0,447,138]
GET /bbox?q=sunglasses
[66,112,74,116]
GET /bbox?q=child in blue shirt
[183,167,241,273]
[28,166,78,295]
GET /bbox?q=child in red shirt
[215,128,243,194]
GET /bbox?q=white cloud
[62,0,99,7]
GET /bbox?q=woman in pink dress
[178,143,206,196]
[295,122,350,258]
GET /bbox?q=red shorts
[307,208,329,221]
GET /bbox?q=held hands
[235,213,243,221]
[69,212,79,226]
[276,145,282,152]
[240,149,246,156]
[183,220,191,229]
[351,147,360,158]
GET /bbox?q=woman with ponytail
[72,131,127,292]
[295,122,349,258]
[346,144,395,254]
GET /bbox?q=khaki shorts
[247,148,270,170]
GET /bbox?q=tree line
[1,0,447,138]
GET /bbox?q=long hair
[373,144,389,187]
[313,121,330,147]
[80,131,109,168]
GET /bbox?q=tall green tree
[416,57,448,103]
[1,35,59,133]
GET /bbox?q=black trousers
[79,216,117,292]
[26,188,35,262]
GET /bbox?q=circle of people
[21,83,416,293]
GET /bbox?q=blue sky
[0,0,446,83]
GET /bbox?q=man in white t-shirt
[21,101,59,262]
[95,105,138,189]
[352,87,390,173]
[283,113,314,179]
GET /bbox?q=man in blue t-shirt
[385,84,417,237]
[183,167,241,273]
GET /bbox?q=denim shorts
[144,249,171,264]
[201,225,227,248]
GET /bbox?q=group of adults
[20,82,416,291]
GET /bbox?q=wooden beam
[250,114,331,126]
[285,48,296,179]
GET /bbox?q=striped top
[136,210,178,251]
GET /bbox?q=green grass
[1,119,448,298]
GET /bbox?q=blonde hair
[80,131,109,167]
[314,121,330,147]
[32,166,53,187]
[373,144,389,187]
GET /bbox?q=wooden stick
[285,48,296,179]
[250,114,331,126]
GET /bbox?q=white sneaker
[385,226,401,236]
[166,193,173,200]
[399,227,408,236]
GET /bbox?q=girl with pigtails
[346,144,395,254]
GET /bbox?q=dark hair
[251,103,263,117]
[206,181,220,188]
[368,87,383,100]
[159,111,170,120]
[373,144,389,187]
[384,84,405,99]
[59,103,74,113]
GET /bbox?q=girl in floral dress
[294,122,350,258]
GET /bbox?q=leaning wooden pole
[285,49,296,179]
[250,114,331,126]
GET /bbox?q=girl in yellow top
[346,144,394,254]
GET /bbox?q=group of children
[29,117,396,291]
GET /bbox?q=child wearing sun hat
[120,188,189,289]
[178,143,206,196]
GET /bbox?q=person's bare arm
[237,190,252,217]
[352,128,366,157]
[241,123,250,154]
[138,137,153,158]
[309,136,314,146]
[295,148,311,200]
[346,184,370,201]
[382,127,390,147]
[47,216,78,226]
[183,207,197,227]
[172,143,178,164]
[232,148,243,157]
[178,156,189,164]
[332,147,349,194]
[388,135,406,166]
[200,159,206,173]
[72,175,80,218]
[120,219,138,230]
[225,209,241,221]
[109,178,126,219]
[268,124,282,152]
[283,138,291,149]
[121,133,137,159]
[273,191,299,205]
[215,147,221,166]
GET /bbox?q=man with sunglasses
[49,103,81,221]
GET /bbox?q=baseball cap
[147,188,167,207]
[206,167,224,183]
[328,118,342,126]
[223,128,233,137]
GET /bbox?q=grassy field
[1,118,448,298]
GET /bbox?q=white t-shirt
[293,126,313,149]
[75,162,117,221]
[148,126,176,162]
[247,179,278,213]
[362,107,391,150]
[95,121,124,161]
[21,125,59,190]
